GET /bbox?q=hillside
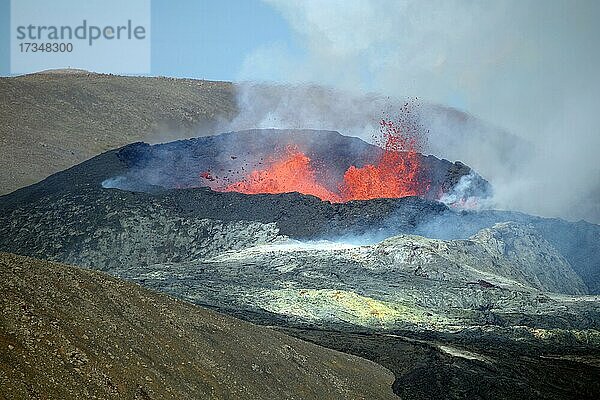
[0,252,396,400]
[1,71,527,200]
[0,71,236,194]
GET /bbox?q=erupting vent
[105,121,491,205]
[206,119,429,202]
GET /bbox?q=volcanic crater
[103,128,491,205]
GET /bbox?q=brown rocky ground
[0,252,396,400]
[0,70,236,195]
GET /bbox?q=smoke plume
[229,0,600,223]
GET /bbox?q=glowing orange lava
[224,145,341,201]
[339,119,427,200]
[202,117,429,202]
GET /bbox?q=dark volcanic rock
[0,131,597,293]
[413,210,600,295]
[105,129,491,201]
[0,184,449,271]
[283,328,600,400]
[0,132,599,399]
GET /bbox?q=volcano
[102,128,491,205]
[1,128,599,400]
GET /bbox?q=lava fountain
[339,118,428,201]
[203,117,430,202]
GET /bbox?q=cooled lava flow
[202,118,430,203]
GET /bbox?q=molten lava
[224,146,340,201]
[339,119,427,200]
[201,117,429,202]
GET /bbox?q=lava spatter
[202,112,429,202]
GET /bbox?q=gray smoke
[230,0,600,224]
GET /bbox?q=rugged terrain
[0,133,599,398]
[0,252,397,400]
[0,71,522,198]
[2,72,599,398]
[0,136,597,294]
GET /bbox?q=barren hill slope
[0,252,396,400]
[0,71,236,194]
[1,71,526,199]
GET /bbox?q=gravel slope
[0,252,396,400]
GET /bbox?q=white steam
[439,172,488,210]
[232,0,600,223]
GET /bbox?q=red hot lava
[340,119,427,200]
[224,145,341,201]
[201,117,430,202]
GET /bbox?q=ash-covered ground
[1,129,599,399]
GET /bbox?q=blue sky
[150,0,300,80]
[0,0,300,80]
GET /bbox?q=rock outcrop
[109,222,596,333]
[376,222,587,295]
